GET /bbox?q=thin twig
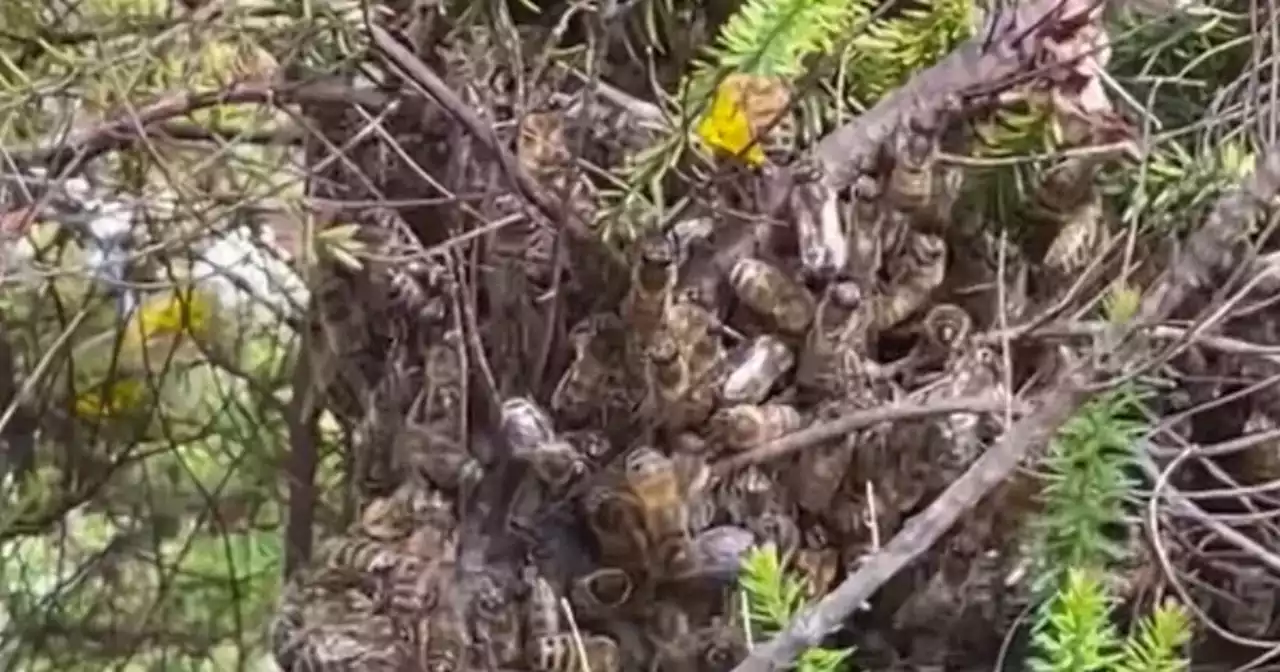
[7,81,390,171]
[711,396,1020,475]
[369,25,596,243]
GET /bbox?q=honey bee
[381,262,451,327]
[1024,155,1108,278]
[697,624,748,671]
[581,484,650,566]
[649,599,692,642]
[529,439,589,492]
[874,231,947,330]
[561,429,612,466]
[845,174,887,286]
[349,488,453,569]
[1223,567,1278,639]
[647,328,691,403]
[1042,187,1106,277]
[272,566,386,672]
[624,446,689,543]
[552,349,621,428]
[500,396,558,453]
[470,570,525,666]
[623,233,679,337]
[352,370,415,499]
[923,302,974,353]
[552,315,633,427]
[665,524,756,584]
[793,181,847,279]
[711,464,783,525]
[794,441,858,517]
[1034,155,1099,216]
[664,297,725,380]
[797,280,873,398]
[653,621,747,672]
[518,111,571,179]
[421,332,465,429]
[295,616,413,672]
[707,403,803,451]
[792,525,841,599]
[720,335,795,405]
[397,423,484,499]
[529,633,622,672]
[524,570,561,642]
[569,567,636,619]
[381,555,441,617]
[500,397,587,490]
[671,431,710,456]
[318,534,400,574]
[887,120,939,214]
[746,511,802,556]
[1232,411,1280,486]
[643,329,717,431]
[685,485,719,533]
[921,343,1003,488]
[358,486,416,542]
[728,258,817,337]
[421,584,468,672]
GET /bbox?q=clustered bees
[271,64,1136,672]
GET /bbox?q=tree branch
[5,81,394,172]
[815,0,1113,190]
[368,24,595,243]
[711,396,1023,475]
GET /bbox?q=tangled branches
[6,0,1280,670]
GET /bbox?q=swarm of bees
[272,15,1174,668]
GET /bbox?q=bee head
[584,635,621,670]
[623,445,669,480]
[700,629,747,670]
[499,396,556,452]
[910,232,947,263]
[725,406,762,442]
[578,567,634,608]
[566,430,612,463]
[645,332,681,367]
[531,440,586,487]
[925,304,973,349]
[829,281,864,310]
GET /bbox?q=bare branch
[7,81,394,172]
[369,25,596,243]
[711,396,1022,475]
[813,0,1112,192]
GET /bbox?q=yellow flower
[74,379,147,420]
[695,75,771,168]
[126,286,216,345]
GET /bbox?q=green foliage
[1030,386,1147,595]
[692,0,865,85]
[1116,600,1192,672]
[1031,568,1125,672]
[1107,9,1249,133]
[1108,140,1256,234]
[738,543,855,672]
[601,0,867,247]
[1028,387,1193,672]
[1029,571,1193,672]
[840,0,974,105]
